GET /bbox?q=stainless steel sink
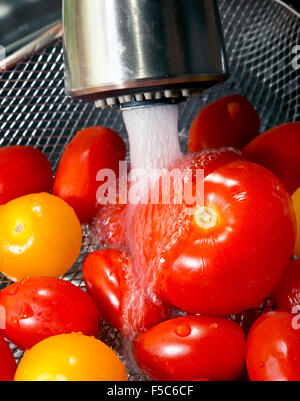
[0,0,61,57]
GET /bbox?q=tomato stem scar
[14,224,24,234]
[194,207,218,229]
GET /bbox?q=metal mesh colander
[0,0,299,380]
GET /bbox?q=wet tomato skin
[243,122,300,194]
[83,249,165,334]
[246,312,300,381]
[274,259,300,312]
[133,316,246,381]
[83,250,124,330]
[0,335,17,381]
[189,95,260,153]
[0,146,53,205]
[163,159,296,316]
[0,277,101,350]
[53,126,126,223]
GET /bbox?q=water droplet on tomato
[259,361,265,368]
[175,324,191,337]
[209,323,219,329]
[19,303,34,320]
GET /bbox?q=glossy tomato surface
[14,333,127,381]
[133,316,246,381]
[0,193,82,281]
[243,122,300,194]
[246,312,300,381]
[53,126,126,223]
[0,334,17,381]
[188,95,260,153]
[83,249,166,334]
[292,187,300,257]
[129,151,296,317]
[274,259,300,312]
[0,277,101,350]
[83,249,125,330]
[93,202,127,248]
[0,146,53,205]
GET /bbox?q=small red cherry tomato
[0,334,17,381]
[83,249,165,334]
[133,316,246,381]
[53,126,126,223]
[0,146,53,205]
[246,312,300,381]
[0,277,101,350]
[274,259,300,312]
[188,95,260,153]
[243,122,300,194]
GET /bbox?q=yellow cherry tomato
[292,187,300,257]
[0,193,82,281]
[14,333,127,381]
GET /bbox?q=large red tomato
[128,150,296,317]
[0,146,53,205]
[83,249,165,335]
[188,95,260,153]
[0,277,101,350]
[243,122,300,194]
[274,259,300,312]
[0,335,16,381]
[53,126,126,223]
[246,312,300,381]
[133,316,246,381]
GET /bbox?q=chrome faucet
[63,0,229,109]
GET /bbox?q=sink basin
[0,0,61,57]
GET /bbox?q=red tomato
[83,249,125,330]
[133,316,246,381]
[129,151,296,317]
[246,312,300,381]
[0,146,53,205]
[83,249,165,334]
[0,335,16,381]
[53,126,126,223]
[0,277,101,350]
[188,95,260,153]
[243,122,300,194]
[93,199,127,248]
[274,259,300,312]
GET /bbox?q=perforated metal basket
[0,0,299,380]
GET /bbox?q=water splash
[122,105,182,172]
